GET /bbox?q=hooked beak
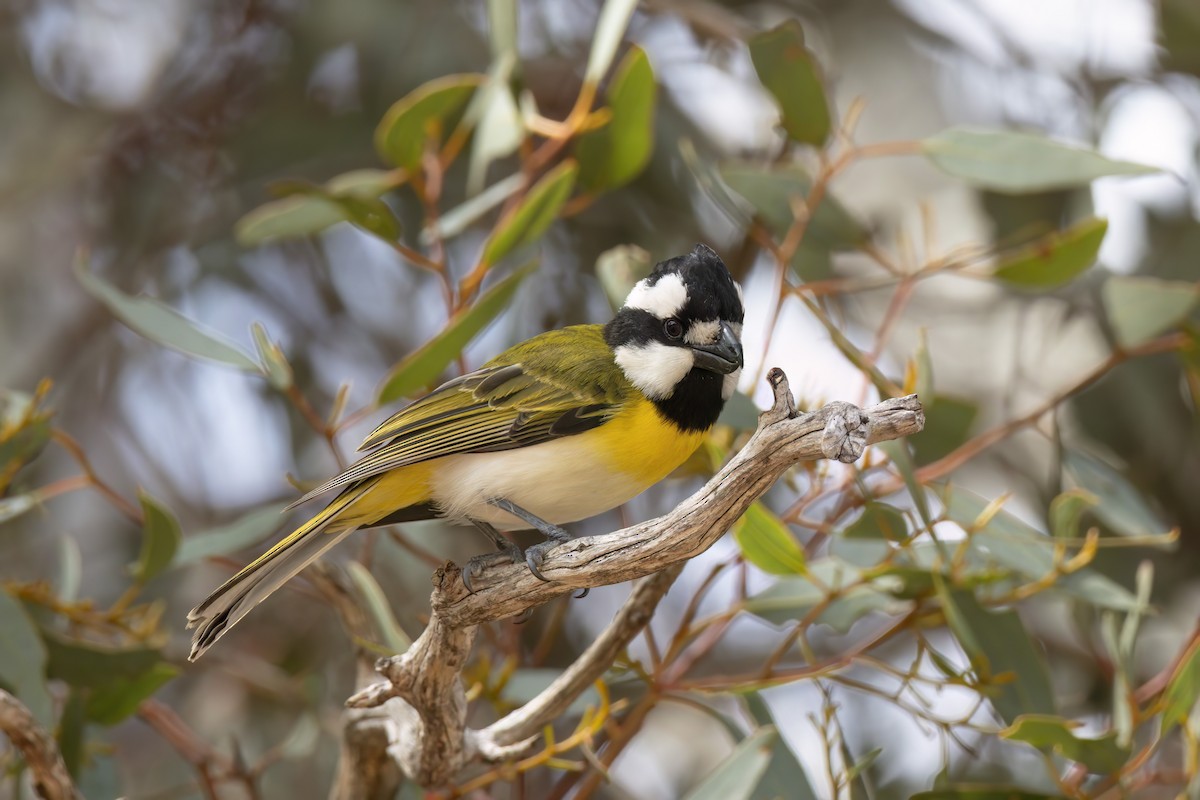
[691,321,743,375]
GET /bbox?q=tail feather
[187,481,376,661]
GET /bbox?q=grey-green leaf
[175,502,288,566]
[682,726,776,800]
[0,589,53,727]
[131,491,182,582]
[922,127,1159,193]
[576,46,657,192]
[993,217,1107,289]
[76,260,259,371]
[377,261,538,403]
[1102,275,1199,349]
[480,161,577,267]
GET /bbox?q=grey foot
[488,498,588,598]
[462,544,523,593]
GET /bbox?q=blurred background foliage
[2,0,1200,798]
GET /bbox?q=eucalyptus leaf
[843,502,907,541]
[1102,275,1199,348]
[1161,637,1200,734]
[720,163,865,251]
[42,630,162,690]
[375,74,485,170]
[480,161,577,267]
[936,580,1056,723]
[346,562,412,653]
[993,217,1107,289]
[75,261,259,372]
[743,695,818,800]
[922,127,1158,193]
[734,502,807,575]
[85,662,179,725]
[235,194,347,245]
[175,502,288,566]
[576,46,656,192]
[1063,450,1171,539]
[377,261,538,403]
[682,726,775,800]
[584,0,639,84]
[0,589,53,727]
[749,20,832,146]
[1001,714,1129,773]
[131,491,181,582]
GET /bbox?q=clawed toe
[463,546,523,593]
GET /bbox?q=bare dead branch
[0,690,82,800]
[345,370,925,787]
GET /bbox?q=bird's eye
[663,318,684,340]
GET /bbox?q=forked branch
[343,368,925,788]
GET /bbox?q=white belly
[427,436,646,528]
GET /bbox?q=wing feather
[291,325,629,508]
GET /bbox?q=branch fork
[344,369,924,788]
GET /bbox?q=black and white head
[604,244,745,431]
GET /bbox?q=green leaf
[42,630,161,690]
[466,54,523,195]
[480,161,577,267]
[131,491,181,582]
[425,173,524,244]
[1063,450,1171,539]
[0,589,53,727]
[943,486,1139,610]
[85,662,179,725]
[844,502,907,541]
[237,169,402,246]
[0,493,37,525]
[502,669,602,717]
[235,194,347,245]
[595,243,651,310]
[75,260,259,371]
[746,560,907,632]
[682,726,775,800]
[174,502,288,566]
[1001,714,1129,773]
[909,395,977,466]
[735,502,807,575]
[1162,636,1200,733]
[346,562,412,654]
[377,261,538,403]
[720,163,865,251]
[576,46,657,192]
[251,323,293,391]
[58,689,85,777]
[748,20,832,146]
[1049,489,1097,539]
[742,695,818,800]
[583,0,639,84]
[912,788,1065,800]
[879,440,935,533]
[375,74,485,170]
[922,127,1159,193]
[1102,275,1199,349]
[936,581,1056,724]
[993,217,1107,289]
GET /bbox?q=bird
[187,243,744,661]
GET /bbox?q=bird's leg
[488,498,588,598]
[462,519,525,594]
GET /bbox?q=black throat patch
[651,367,727,433]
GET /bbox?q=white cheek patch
[624,273,688,319]
[722,368,742,400]
[614,341,694,400]
[684,319,719,346]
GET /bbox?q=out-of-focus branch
[345,369,925,787]
[0,690,81,800]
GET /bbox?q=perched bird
[187,243,744,661]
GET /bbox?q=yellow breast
[590,397,708,488]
